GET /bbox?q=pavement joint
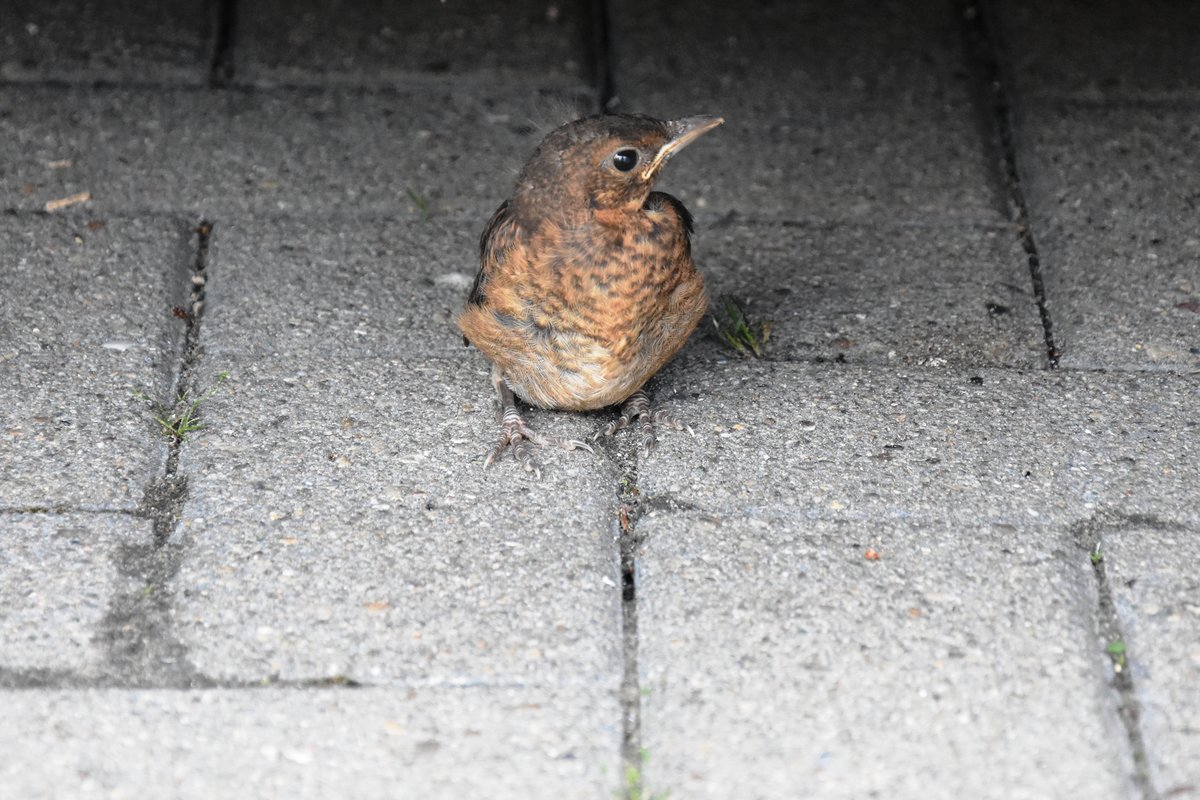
[586,0,616,111]
[965,0,1061,368]
[94,220,213,688]
[581,12,643,795]
[208,0,238,88]
[1073,510,1189,800]
[611,432,643,799]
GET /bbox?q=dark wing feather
[462,200,518,346]
[467,200,517,308]
[646,191,694,235]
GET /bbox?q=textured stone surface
[173,356,622,684]
[994,0,1200,101]
[0,513,153,678]
[0,687,621,799]
[637,361,1199,525]
[1013,104,1200,371]
[200,215,476,359]
[0,215,189,510]
[636,511,1131,800]
[0,86,590,219]
[235,0,592,89]
[692,219,1044,367]
[0,0,212,84]
[1104,524,1200,797]
[632,361,1197,799]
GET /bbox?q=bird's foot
[592,389,693,456]
[484,404,593,479]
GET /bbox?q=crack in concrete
[611,433,646,800]
[1072,511,1183,800]
[208,0,238,88]
[0,665,363,691]
[93,220,214,689]
[586,0,616,111]
[961,0,1061,368]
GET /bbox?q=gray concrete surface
[0,215,187,510]
[201,216,476,358]
[694,220,1046,367]
[1,687,620,799]
[0,0,212,85]
[0,513,154,678]
[0,85,590,218]
[175,356,620,685]
[2,0,1198,798]
[636,511,1133,800]
[235,0,592,89]
[1105,525,1200,798]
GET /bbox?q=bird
[456,112,724,476]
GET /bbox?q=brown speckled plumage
[456,113,723,475]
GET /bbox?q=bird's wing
[466,200,519,308]
[646,191,694,236]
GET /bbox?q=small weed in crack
[711,295,771,358]
[135,370,229,441]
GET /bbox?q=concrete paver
[0,215,189,509]
[994,0,1200,101]
[175,356,621,684]
[0,0,212,85]
[632,360,1197,798]
[235,0,592,89]
[202,215,477,359]
[0,85,590,218]
[636,511,1131,800]
[0,513,153,678]
[1105,525,1200,796]
[1,687,620,799]
[1012,104,1200,370]
[638,360,1198,524]
[693,219,1044,367]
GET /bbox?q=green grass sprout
[711,295,771,358]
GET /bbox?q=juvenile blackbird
[457,113,724,475]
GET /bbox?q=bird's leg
[593,388,693,456]
[483,365,593,478]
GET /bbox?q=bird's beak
[641,115,725,181]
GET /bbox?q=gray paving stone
[635,511,1131,800]
[0,686,620,799]
[1013,103,1200,370]
[610,0,1007,224]
[0,215,189,510]
[692,220,1044,368]
[0,513,152,677]
[174,356,623,684]
[0,355,169,510]
[201,215,477,359]
[0,0,212,85]
[637,361,1199,525]
[0,214,191,355]
[236,0,592,89]
[0,85,589,218]
[994,0,1200,101]
[1104,524,1200,796]
[631,362,1198,798]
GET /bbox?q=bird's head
[512,113,724,223]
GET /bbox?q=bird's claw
[484,411,593,478]
[592,390,693,456]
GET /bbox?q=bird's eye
[612,148,639,172]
